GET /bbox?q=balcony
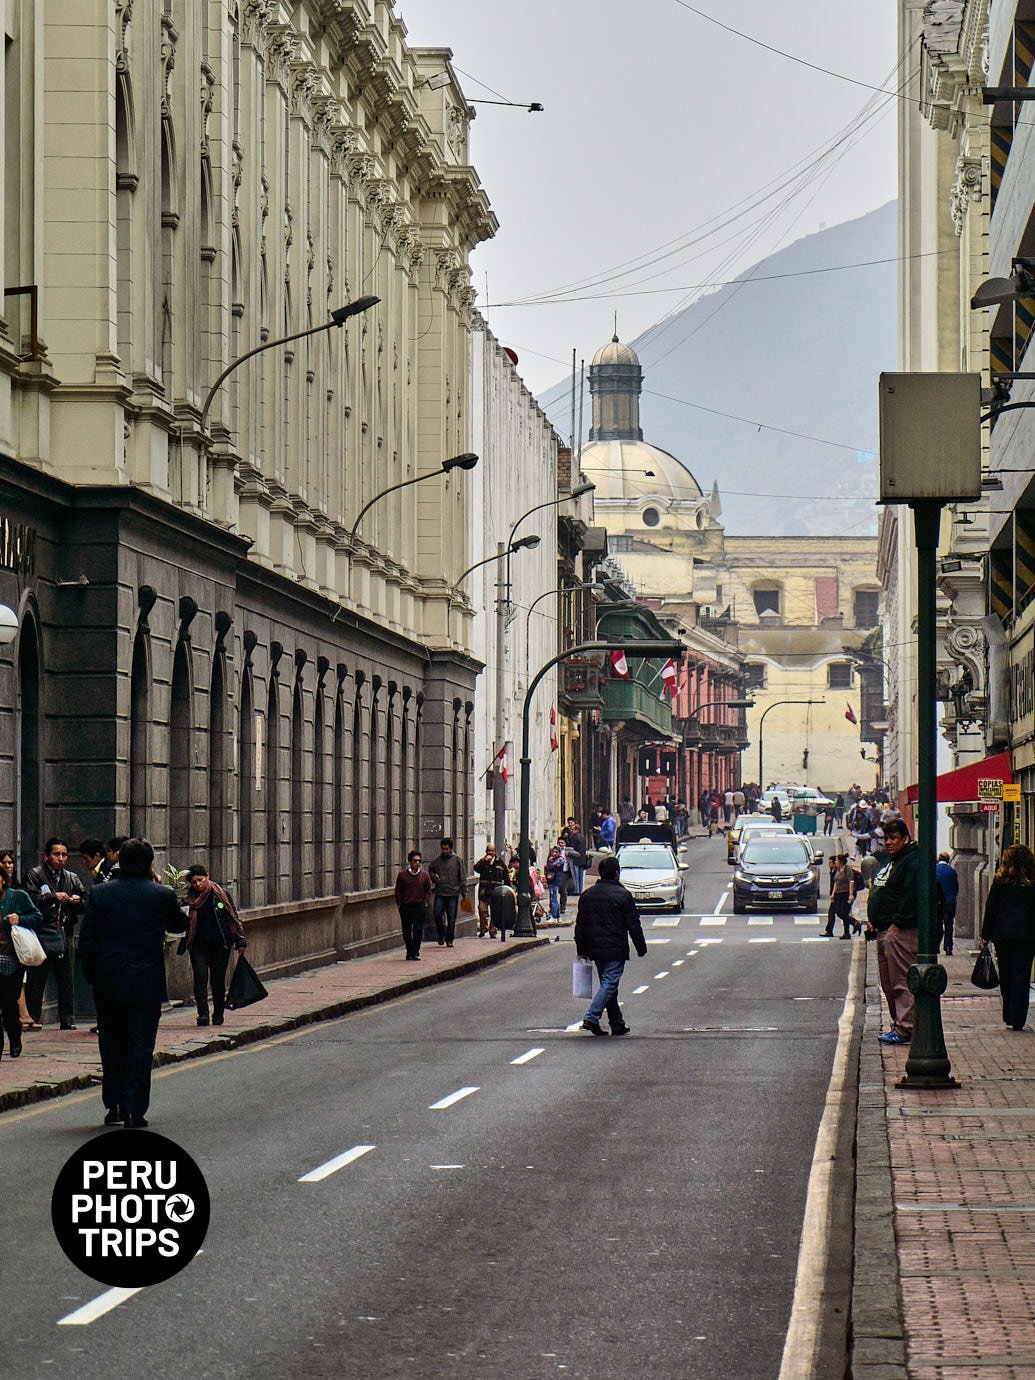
[602,678,673,737]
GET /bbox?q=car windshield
[618,848,674,870]
[741,841,811,866]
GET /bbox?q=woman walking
[184,865,247,1027]
[0,857,42,1059]
[0,851,37,1031]
[980,844,1035,1031]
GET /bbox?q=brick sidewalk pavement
[0,933,549,1115]
[856,943,1035,1379]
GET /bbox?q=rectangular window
[828,662,853,689]
[610,536,633,552]
[743,663,767,690]
[853,590,879,627]
[753,589,780,616]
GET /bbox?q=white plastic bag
[10,924,46,967]
[572,959,594,1000]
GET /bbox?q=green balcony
[602,677,673,737]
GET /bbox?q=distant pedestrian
[598,810,617,849]
[733,787,745,817]
[544,847,566,920]
[935,850,959,956]
[640,800,656,822]
[78,838,186,1127]
[575,854,647,1037]
[770,796,782,823]
[708,792,721,835]
[77,839,107,894]
[723,789,734,825]
[428,837,467,948]
[823,854,856,938]
[674,802,690,839]
[618,797,635,825]
[183,865,247,1026]
[473,843,508,938]
[654,800,669,824]
[833,794,845,826]
[979,844,1035,1031]
[698,790,710,828]
[562,819,588,894]
[102,835,128,881]
[395,850,432,959]
[588,806,605,849]
[865,819,918,1045]
[0,863,41,1060]
[24,838,84,1030]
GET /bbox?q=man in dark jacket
[865,818,919,1045]
[562,818,588,894]
[428,837,467,948]
[78,838,186,1127]
[574,855,647,1037]
[24,838,84,1029]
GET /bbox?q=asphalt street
[2,836,854,1380]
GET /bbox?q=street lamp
[685,695,754,809]
[199,296,380,435]
[757,700,822,789]
[505,483,595,599]
[513,638,682,936]
[453,534,541,597]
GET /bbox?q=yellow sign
[1002,783,1021,803]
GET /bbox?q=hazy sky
[401,0,899,396]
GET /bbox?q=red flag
[610,648,630,679]
[493,742,508,783]
[845,703,858,725]
[660,658,678,699]
[549,707,559,752]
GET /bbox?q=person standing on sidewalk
[936,850,959,956]
[598,810,617,851]
[575,855,647,1037]
[0,868,41,1060]
[428,838,467,948]
[979,844,1035,1031]
[395,851,432,960]
[562,819,588,894]
[183,865,247,1026]
[472,843,508,938]
[24,838,84,1030]
[544,846,566,921]
[78,838,186,1127]
[865,818,919,1046]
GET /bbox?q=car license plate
[768,890,783,899]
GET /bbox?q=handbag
[572,958,594,1000]
[224,953,268,1010]
[459,895,474,915]
[970,947,999,991]
[10,924,46,967]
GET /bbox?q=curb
[0,936,551,1117]
[850,943,908,1378]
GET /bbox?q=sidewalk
[854,944,1035,1379]
[0,933,548,1115]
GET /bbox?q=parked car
[731,834,821,913]
[727,814,795,861]
[615,843,687,912]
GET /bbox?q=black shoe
[945,949,953,956]
[610,1025,631,1037]
[9,1041,21,1058]
[212,1015,224,1026]
[104,1108,124,1126]
[581,1020,607,1036]
[124,1114,148,1128]
[196,1017,210,1027]
[60,1022,77,1031]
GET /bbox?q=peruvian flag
[494,742,508,783]
[659,658,679,699]
[845,703,858,725]
[610,648,630,679]
[549,707,559,752]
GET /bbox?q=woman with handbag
[0,858,42,1059]
[183,865,246,1027]
[980,844,1035,1031]
[0,850,37,1031]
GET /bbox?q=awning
[905,750,1015,806]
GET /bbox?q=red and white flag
[549,707,559,752]
[844,703,858,726]
[610,648,630,679]
[660,658,679,699]
[494,742,508,783]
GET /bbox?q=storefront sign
[0,516,36,576]
[980,802,1001,813]
[978,778,1004,801]
[1003,783,1021,803]
[1010,608,1035,767]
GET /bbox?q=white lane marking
[712,893,728,915]
[654,971,669,979]
[651,915,681,927]
[673,959,685,967]
[794,917,815,926]
[299,1144,376,1183]
[511,1047,545,1065]
[686,949,699,956]
[59,1288,144,1326]
[646,938,671,944]
[700,917,727,927]
[800,936,831,944]
[565,1020,584,1032]
[431,1164,465,1170]
[632,984,650,994]
[749,937,777,944]
[748,917,774,926]
[793,997,817,1002]
[698,937,724,945]
[429,1086,479,1111]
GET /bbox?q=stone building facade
[0,0,498,974]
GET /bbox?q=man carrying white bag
[573,855,647,1037]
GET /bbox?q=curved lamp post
[505,483,595,600]
[685,695,754,806]
[453,533,541,599]
[523,579,597,682]
[512,638,682,937]
[757,699,823,789]
[200,295,380,435]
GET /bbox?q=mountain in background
[538,202,896,536]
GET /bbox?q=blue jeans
[584,959,626,1028]
[434,894,459,944]
[571,864,585,894]
[548,880,562,919]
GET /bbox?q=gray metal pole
[493,540,507,853]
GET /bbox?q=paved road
[2,836,854,1380]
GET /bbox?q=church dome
[580,438,704,505]
[591,335,640,368]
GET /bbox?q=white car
[616,843,688,913]
[787,787,835,809]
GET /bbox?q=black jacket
[574,879,647,963]
[78,878,186,1004]
[24,862,85,937]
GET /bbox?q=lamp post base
[897,965,961,1090]
[511,890,537,938]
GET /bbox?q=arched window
[333,685,345,895]
[450,701,461,843]
[238,669,255,906]
[115,71,137,372]
[169,640,192,857]
[400,694,410,854]
[414,693,424,857]
[368,689,380,889]
[129,631,149,836]
[16,615,42,877]
[385,692,395,879]
[352,680,364,891]
[208,650,228,878]
[313,683,325,895]
[290,678,304,900]
[265,675,280,903]
[159,116,177,390]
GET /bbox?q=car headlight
[734,870,751,884]
[793,872,812,884]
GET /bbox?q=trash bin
[489,884,517,939]
[792,812,818,835]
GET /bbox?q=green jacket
[866,841,919,932]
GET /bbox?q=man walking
[575,854,647,1037]
[935,850,959,956]
[599,809,617,850]
[865,819,919,1045]
[472,842,508,938]
[428,837,467,948]
[24,838,84,1030]
[77,838,185,1127]
[395,850,432,959]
